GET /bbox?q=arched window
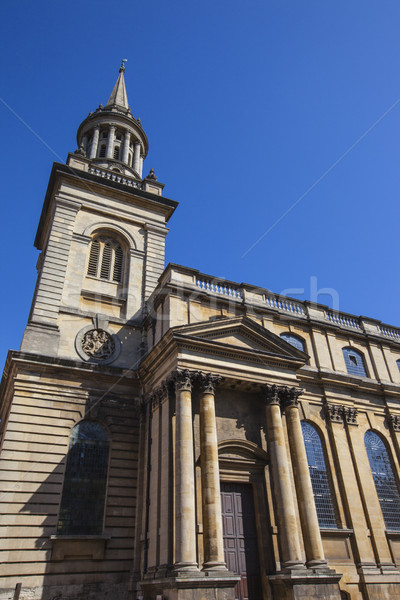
[280,332,305,352]
[87,235,124,283]
[365,431,400,531]
[342,347,367,377]
[57,421,110,535]
[301,421,338,528]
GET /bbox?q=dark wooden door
[221,482,262,600]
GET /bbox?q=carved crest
[81,328,115,360]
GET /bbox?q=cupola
[76,60,148,178]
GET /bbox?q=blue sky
[1,1,400,369]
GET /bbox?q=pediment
[171,316,308,364]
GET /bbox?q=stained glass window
[365,430,400,531]
[342,348,367,377]
[280,333,305,352]
[57,421,110,535]
[301,421,338,528]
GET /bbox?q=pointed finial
[120,59,128,73]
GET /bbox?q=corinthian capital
[262,384,281,406]
[171,369,194,392]
[196,372,222,395]
[281,386,303,408]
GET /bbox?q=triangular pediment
[171,316,308,364]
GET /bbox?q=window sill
[320,528,353,535]
[50,534,110,561]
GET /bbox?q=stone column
[106,124,116,159]
[263,385,305,571]
[139,155,143,178]
[172,369,199,572]
[283,387,327,570]
[133,142,141,173]
[197,373,227,571]
[122,131,131,164]
[89,126,99,159]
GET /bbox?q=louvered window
[99,145,106,158]
[57,421,109,535]
[365,431,400,531]
[113,245,123,282]
[87,239,100,276]
[301,421,338,528]
[280,332,305,352]
[342,348,367,377]
[113,146,120,160]
[87,236,124,283]
[100,243,112,279]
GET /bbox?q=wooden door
[221,482,262,600]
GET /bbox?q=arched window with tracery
[57,421,110,535]
[301,421,338,528]
[87,235,124,283]
[365,430,400,531]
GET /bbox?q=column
[122,131,131,164]
[139,155,143,178]
[172,369,199,572]
[283,387,327,570]
[106,124,116,159]
[133,142,141,173]
[263,385,305,571]
[89,126,99,159]
[198,373,227,571]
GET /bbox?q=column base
[282,560,307,572]
[306,558,332,571]
[202,561,230,573]
[170,562,202,577]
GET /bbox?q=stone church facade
[1,65,400,600]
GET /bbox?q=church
[2,63,400,600]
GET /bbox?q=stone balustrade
[88,166,144,189]
[264,293,306,315]
[195,278,243,299]
[325,310,362,330]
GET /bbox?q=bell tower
[21,64,178,369]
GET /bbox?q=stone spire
[75,61,149,178]
[106,59,129,109]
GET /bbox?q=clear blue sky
[1,1,400,369]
